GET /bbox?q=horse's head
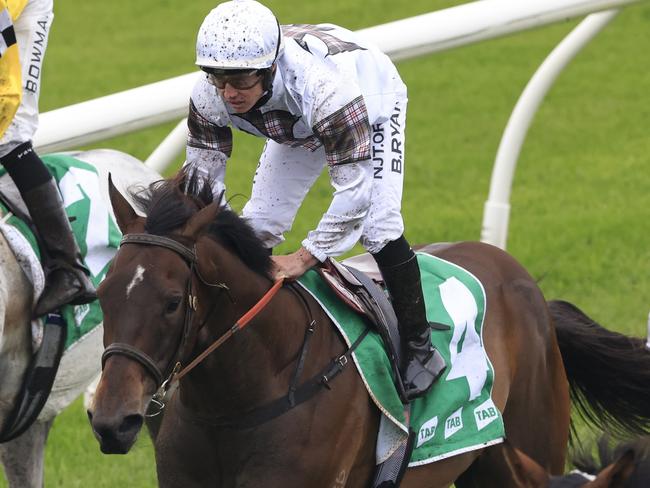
[88,172,226,454]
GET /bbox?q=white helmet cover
[196,0,283,71]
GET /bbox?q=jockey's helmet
[195,0,283,72]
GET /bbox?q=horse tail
[549,299,650,438]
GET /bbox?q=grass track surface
[2,0,649,486]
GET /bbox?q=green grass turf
[2,0,649,485]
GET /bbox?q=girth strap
[180,325,371,430]
[0,313,67,443]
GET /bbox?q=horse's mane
[130,169,273,279]
[571,435,650,484]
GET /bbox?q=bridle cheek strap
[147,276,285,414]
[174,277,285,382]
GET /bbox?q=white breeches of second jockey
[242,101,407,256]
[0,0,53,157]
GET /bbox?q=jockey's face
[212,71,264,113]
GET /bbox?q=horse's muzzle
[87,409,144,454]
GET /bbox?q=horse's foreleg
[0,418,54,488]
[154,394,221,488]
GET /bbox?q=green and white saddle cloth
[297,252,505,466]
[0,153,121,350]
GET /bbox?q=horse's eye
[165,297,182,314]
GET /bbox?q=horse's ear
[182,201,219,241]
[591,448,635,488]
[501,441,549,487]
[108,173,144,234]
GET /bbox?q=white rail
[35,74,198,154]
[33,0,643,155]
[480,9,621,249]
[355,0,641,60]
[144,118,188,173]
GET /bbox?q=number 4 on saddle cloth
[0,153,120,441]
[298,251,505,481]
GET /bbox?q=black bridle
[101,231,278,417]
[101,234,202,393]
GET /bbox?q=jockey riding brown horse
[89,171,650,488]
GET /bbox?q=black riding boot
[379,253,446,401]
[22,179,97,316]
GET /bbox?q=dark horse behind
[88,171,650,487]
[500,435,650,487]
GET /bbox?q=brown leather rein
[101,233,284,415]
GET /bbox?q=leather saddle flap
[317,259,367,315]
[316,257,406,401]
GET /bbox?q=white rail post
[144,119,189,173]
[480,9,621,249]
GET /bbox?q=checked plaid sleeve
[187,99,233,157]
[313,96,371,166]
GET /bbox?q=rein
[174,277,285,382]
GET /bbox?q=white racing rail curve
[33,0,645,249]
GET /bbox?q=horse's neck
[181,246,312,414]
[0,230,34,419]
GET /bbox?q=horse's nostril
[120,414,144,435]
[87,409,94,423]
[90,413,144,454]
[92,421,113,443]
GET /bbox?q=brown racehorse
[89,172,650,488]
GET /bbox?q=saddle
[319,252,462,487]
[318,255,418,487]
[326,251,451,390]
[318,256,407,402]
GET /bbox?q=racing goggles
[201,67,263,90]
